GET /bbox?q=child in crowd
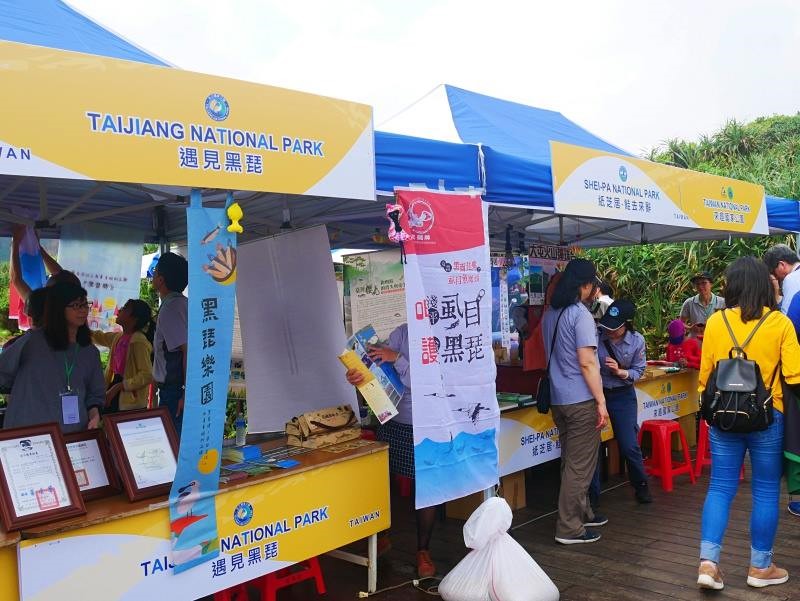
[666,319,701,369]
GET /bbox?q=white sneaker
[747,564,788,588]
[697,561,724,590]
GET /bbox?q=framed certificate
[64,430,120,501]
[0,423,86,530]
[104,408,179,502]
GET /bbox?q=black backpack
[700,310,778,433]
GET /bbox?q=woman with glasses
[0,283,105,433]
[92,299,155,413]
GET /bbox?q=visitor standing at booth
[696,257,800,590]
[597,299,652,504]
[345,323,439,579]
[0,283,105,433]
[91,299,155,413]
[763,244,800,517]
[542,258,609,545]
[151,252,188,436]
[680,272,725,341]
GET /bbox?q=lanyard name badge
[61,347,80,425]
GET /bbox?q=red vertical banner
[396,189,499,509]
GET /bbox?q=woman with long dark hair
[697,257,800,590]
[92,299,155,413]
[542,258,609,545]
[0,283,105,432]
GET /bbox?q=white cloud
[68,0,800,153]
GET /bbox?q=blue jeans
[158,383,184,437]
[606,386,648,487]
[700,410,784,568]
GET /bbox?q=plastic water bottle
[234,412,247,447]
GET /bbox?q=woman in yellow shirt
[697,257,800,591]
[91,299,154,412]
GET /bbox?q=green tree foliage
[586,114,800,356]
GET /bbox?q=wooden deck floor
[213,457,800,600]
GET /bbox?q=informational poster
[58,223,143,331]
[491,254,529,349]
[237,226,358,433]
[397,189,499,509]
[527,244,573,305]
[550,140,768,234]
[342,249,406,340]
[168,192,237,574]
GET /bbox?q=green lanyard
[64,345,79,391]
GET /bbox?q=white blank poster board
[237,226,357,432]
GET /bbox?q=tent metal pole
[60,200,164,225]
[51,182,108,222]
[0,178,24,204]
[38,180,48,222]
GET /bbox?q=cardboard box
[286,405,357,439]
[287,426,362,449]
[446,470,526,520]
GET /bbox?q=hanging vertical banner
[169,190,238,573]
[58,223,143,331]
[396,189,499,509]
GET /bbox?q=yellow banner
[497,370,699,475]
[0,545,18,601]
[0,41,374,199]
[550,141,767,234]
[17,450,389,600]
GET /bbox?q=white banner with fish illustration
[395,188,499,509]
[168,191,240,573]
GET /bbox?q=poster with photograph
[342,249,406,340]
[527,244,573,305]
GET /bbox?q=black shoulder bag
[700,310,778,433]
[536,309,565,414]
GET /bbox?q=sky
[68,0,800,155]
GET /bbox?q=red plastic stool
[261,557,326,601]
[213,583,248,601]
[394,474,413,497]
[695,419,745,480]
[638,419,696,492]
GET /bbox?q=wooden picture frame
[0,423,86,531]
[64,429,120,502]
[103,408,179,502]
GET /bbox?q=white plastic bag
[439,497,559,601]
[489,535,559,601]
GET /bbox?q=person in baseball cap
[597,299,652,504]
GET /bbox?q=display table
[497,368,699,475]
[4,439,389,601]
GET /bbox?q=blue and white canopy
[377,84,800,246]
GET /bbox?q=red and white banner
[395,189,499,509]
